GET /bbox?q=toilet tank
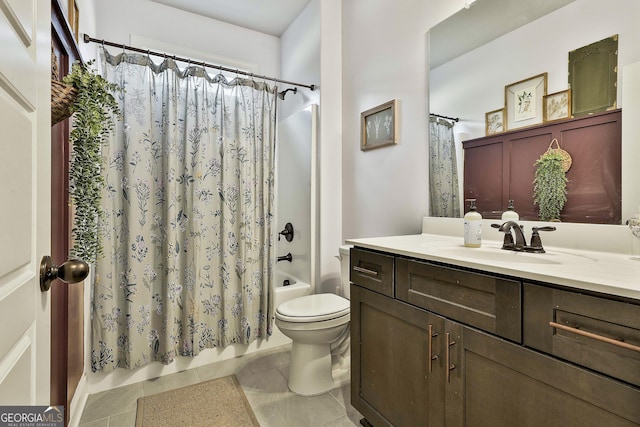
[338,245,352,299]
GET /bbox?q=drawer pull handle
[549,321,640,353]
[446,332,456,383]
[428,324,438,372]
[352,266,378,276]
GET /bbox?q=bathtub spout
[277,253,293,262]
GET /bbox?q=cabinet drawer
[350,248,394,297]
[524,283,640,387]
[396,258,521,342]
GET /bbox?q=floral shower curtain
[91,49,277,373]
[429,116,461,217]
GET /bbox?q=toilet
[274,245,351,396]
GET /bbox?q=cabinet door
[458,326,640,426]
[351,284,445,427]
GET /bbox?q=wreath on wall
[533,139,570,222]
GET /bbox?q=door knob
[39,256,90,292]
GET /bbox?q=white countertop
[346,233,640,301]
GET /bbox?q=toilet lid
[276,293,350,322]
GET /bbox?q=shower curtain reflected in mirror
[429,116,461,217]
[91,49,277,373]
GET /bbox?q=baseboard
[67,374,89,427]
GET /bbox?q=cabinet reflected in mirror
[428,0,640,224]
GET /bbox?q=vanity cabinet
[350,248,640,426]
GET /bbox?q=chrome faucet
[492,221,556,253]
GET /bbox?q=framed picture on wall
[485,108,505,135]
[504,73,547,130]
[544,89,571,122]
[361,99,397,151]
[68,0,79,42]
[568,35,618,117]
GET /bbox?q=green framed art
[568,35,618,117]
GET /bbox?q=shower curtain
[91,49,277,372]
[429,116,460,217]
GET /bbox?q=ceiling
[150,0,311,37]
[429,0,575,69]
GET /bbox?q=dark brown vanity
[349,246,640,426]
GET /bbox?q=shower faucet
[278,223,294,242]
[277,253,293,263]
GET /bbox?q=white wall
[280,0,320,119]
[341,0,467,240]
[88,0,280,76]
[278,1,321,292]
[317,0,343,292]
[281,0,344,293]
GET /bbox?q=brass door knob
[39,255,89,292]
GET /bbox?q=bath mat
[135,374,259,427]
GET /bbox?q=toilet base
[288,341,334,396]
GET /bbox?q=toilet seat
[275,293,350,323]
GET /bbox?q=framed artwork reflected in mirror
[504,73,547,130]
[544,89,571,122]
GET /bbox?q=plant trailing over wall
[64,60,121,264]
[533,150,568,221]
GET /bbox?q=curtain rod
[83,34,317,91]
[430,113,459,122]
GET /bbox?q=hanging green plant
[63,60,121,264]
[533,150,568,221]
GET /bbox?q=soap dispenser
[502,199,520,221]
[464,199,482,248]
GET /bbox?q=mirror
[428,0,640,224]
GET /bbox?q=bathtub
[273,269,311,308]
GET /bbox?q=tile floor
[77,345,363,426]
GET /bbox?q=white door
[0,0,52,405]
